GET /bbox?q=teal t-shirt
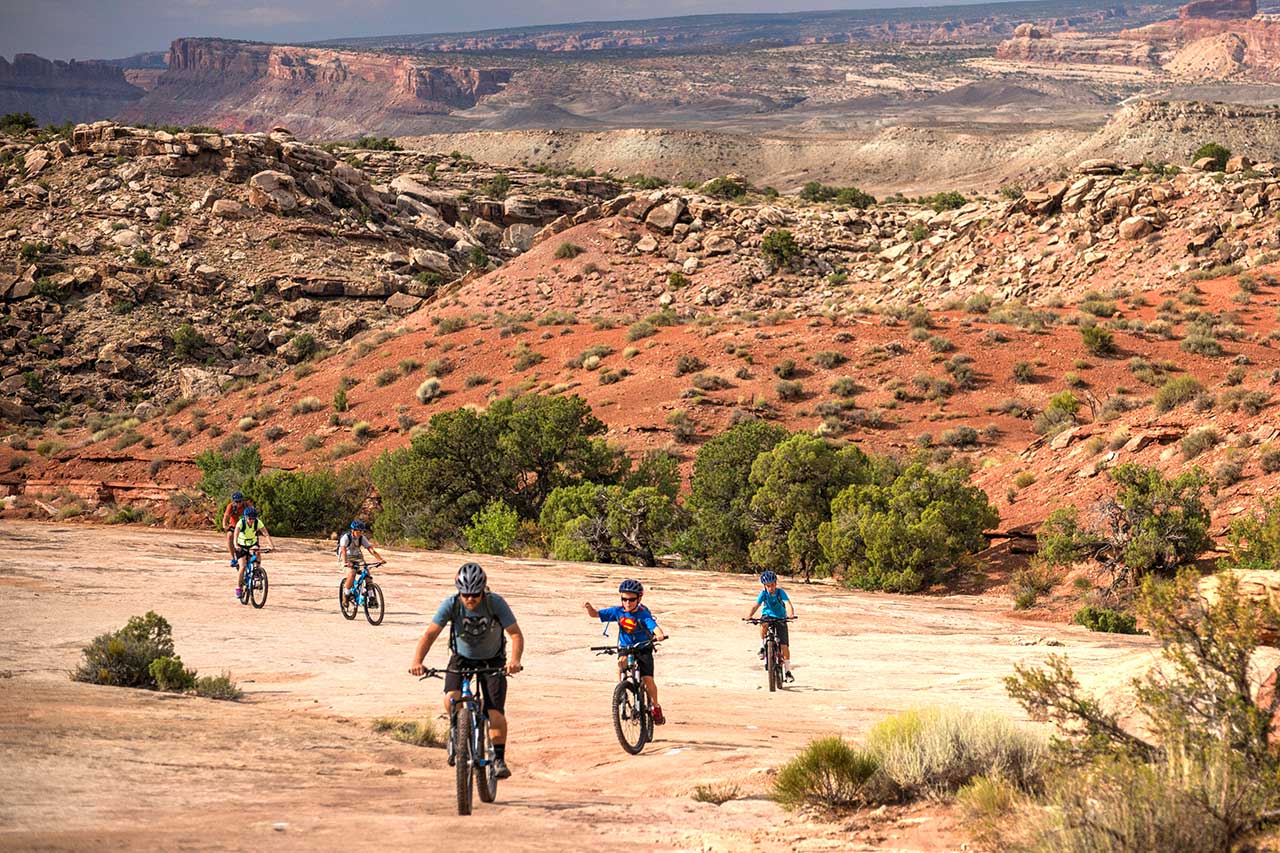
[756,588,790,619]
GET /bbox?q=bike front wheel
[339,578,358,620]
[250,568,268,609]
[364,582,384,626]
[767,639,778,692]
[475,716,497,803]
[454,710,475,815]
[612,680,647,755]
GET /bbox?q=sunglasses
[620,596,639,603]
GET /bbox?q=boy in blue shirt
[746,570,795,682]
[584,578,668,725]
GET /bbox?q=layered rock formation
[118,39,512,138]
[0,54,144,124]
[1178,0,1256,20]
[995,30,1161,65]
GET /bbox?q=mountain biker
[339,520,387,600]
[408,562,524,780]
[746,570,795,682]
[222,492,254,566]
[233,506,274,599]
[584,579,668,725]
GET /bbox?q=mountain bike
[339,561,385,625]
[746,617,795,692]
[591,640,664,755]
[237,548,270,609]
[420,665,506,815]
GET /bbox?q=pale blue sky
[2,0,999,61]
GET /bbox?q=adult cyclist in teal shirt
[745,570,796,682]
[585,579,668,725]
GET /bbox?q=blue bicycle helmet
[231,492,244,502]
[243,506,258,519]
[618,579,644,595]
[350,520,367,531]
[759,571,777,585]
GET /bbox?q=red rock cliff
[1179,0,1256,20]
[0,53,143,123]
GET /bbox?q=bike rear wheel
[454,711,474,815]
[612,680,646,755]
[250,568,268,609]
[364,582,384,626]
[767,638,778,692]
[238,577,250,606]
[475,716,497,803]
[339,578,358,620]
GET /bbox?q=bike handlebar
[744,617,797,624]
[418,666,510,680]
[352,560,385,568]
[590,638,667,655]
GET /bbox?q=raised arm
[584,601,599,618]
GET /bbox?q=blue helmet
[231,492,244,502]
[760,571,777,585]
[350,520,367,531]
[618,579,644,595]
[243,506,258,519]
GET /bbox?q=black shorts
[623,648,655,679]
[764,621,790,647]
[444,653,507,715]
[234,545,258,559]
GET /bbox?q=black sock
[494,743,505,760]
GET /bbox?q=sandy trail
[0,522,1157,851]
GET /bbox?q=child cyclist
[584,579,668,724]
[232,506,274,599]
[746,570,796,682]
[339,519,387,600]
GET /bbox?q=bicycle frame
[346,561,383,605]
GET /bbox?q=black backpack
[447,591,505,657]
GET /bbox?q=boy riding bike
[746,571,796,682]
[408,562,524,780]
[339,520,387,600]
[233,506,274,599]
[584,579,668,725]
[222,492,254,566]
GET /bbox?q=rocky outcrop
[0,53,144,124]
[118,39,512,137]
[996,32,1161,66]
[1179,0,1256,20]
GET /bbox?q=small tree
[748,433,871,580]
[1080,326,1115,357]
[194,444,262,508]
[761,229,800,268]
[463,500,520,556]
[540,484,683,566]
[1036,463,1212,593]
[1222,496,1280,570]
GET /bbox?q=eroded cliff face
[995,32,1162,65]
[0,54,144,124]
[1178,0,1256,20]
[119,39,512,137]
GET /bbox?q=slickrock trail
[0,522,1155,850]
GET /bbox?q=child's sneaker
[757,646,766,660]
[784,670,795,683]
[234,587,242,598]
[652,705,666,725]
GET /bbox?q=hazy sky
[1,0,992,61]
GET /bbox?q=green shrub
[540,483,683,566]
[148,655,196,691]
[775,379,805,401]
[1081,326,1115,356]
[627,320,656,341]
[1181,427,1219,460]
[73,612,175,689]
[292,396,324,415]
[761,229,800,266]
[333,386,349,412]
[463,500,520,556]
[171,323,205,360]
[1181,334,1224,357]
[918,191,968,212]
[554,242,584,260]
[822,461,999,593]
[701,175,749,199]
[773,736,884,809]
[247,466,369,537]
[353,135,399,151]
[691,782,740,804]
[674,354,706,376]
[194,444,262,505]
[1191,142,1231,170]
[416,377,442,403]
[1072,605,1140,634]
[812,350,847,369]
[1012,361,1035,383]
[194,672,243,700]
[864,707,1045,798]
[1222,497,1280,570]
[1154,376,1205,413]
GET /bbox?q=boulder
[702,234,737,256]
[409,248,452,275]
[645,198,687,234]
[1119,216,1154,240]
[1078,159,1123,175]
[1225,154,1254,174]
[247,170,299,214]
[0,398,40,424]
[1199,570,1280,645]
[635,234,659,253]
[1193,156,1221,172]
[386,291,424,314]
[211,199,243,219]
[502,223,541,253]
[23,148,51,177]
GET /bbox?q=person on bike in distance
[233,506,274,599]
[409,562,524,779]
[339,520,387,601]
[746,570,796,682]
[222,492,254,567]
[584,579,668,725]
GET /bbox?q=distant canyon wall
[0,54,144,124]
